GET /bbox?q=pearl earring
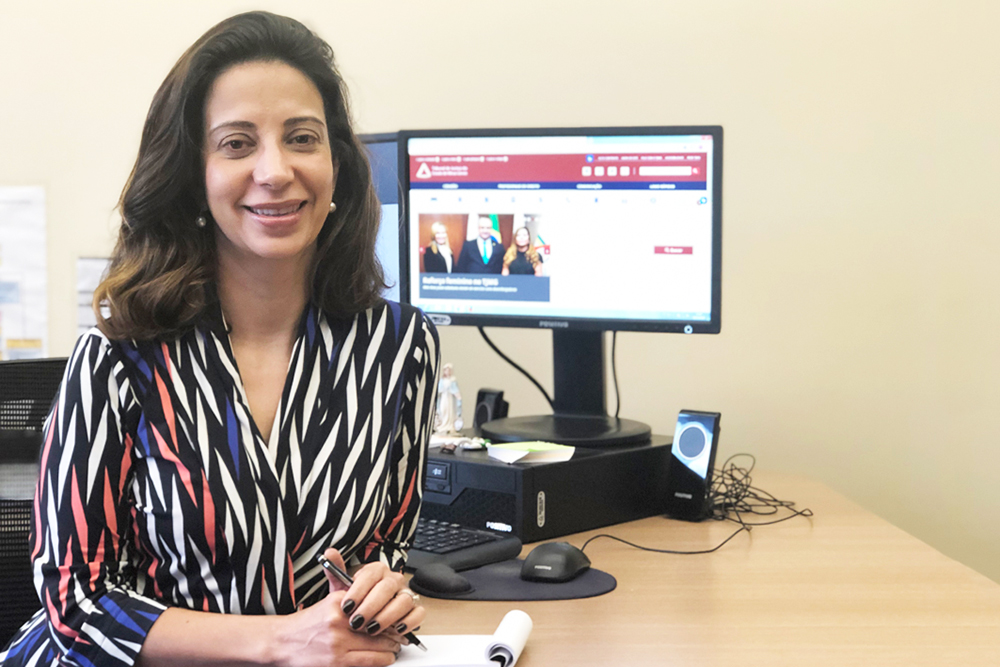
[329,201,337,213]
[195,215,207,228]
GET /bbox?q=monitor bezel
[398,125,723,334]
[359,132,406,304]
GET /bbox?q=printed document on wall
[77,257,110,337]
[0,186,47,360]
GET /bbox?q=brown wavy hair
[95,11,385,340]
[503,228,541,269]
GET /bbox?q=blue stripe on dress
[100,596,148,638]
[225,398,240,479]
[388,300,401,341]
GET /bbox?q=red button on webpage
[654,246,693,255]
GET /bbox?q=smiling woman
[93,12,384,342]
[203,61,336,269]
[0,11,438,667]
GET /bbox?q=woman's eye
[290,134,318,146]
[220,138,253,155]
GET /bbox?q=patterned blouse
[1,300,439,667]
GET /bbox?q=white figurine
[435,363,464,434]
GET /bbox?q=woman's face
[203,60,337,271]
[515,227,530,250]
[434,228,449,247]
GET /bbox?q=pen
[316,554,427,652]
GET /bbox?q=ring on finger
[397,588,420,603]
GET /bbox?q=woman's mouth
[245,201,306,217]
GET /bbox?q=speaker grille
[0,499,39,646]
[473,403,492,429]
[678,425,707,458]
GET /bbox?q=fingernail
[395,623,407,633]
[341,599,356,615]
[366,620,381,635]
[412,626,421,632]
[350,614,365,630]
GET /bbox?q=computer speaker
[473,388,509,430]
[664,410,721,522]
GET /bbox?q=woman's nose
[253,142,293,187]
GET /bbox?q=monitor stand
[479,330,652,447]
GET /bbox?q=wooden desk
[414,473,1000,666]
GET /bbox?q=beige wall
[2,1,998,583]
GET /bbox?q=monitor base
[481,414,652,447]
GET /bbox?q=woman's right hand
[271,551,401,667]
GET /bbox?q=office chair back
[0,357,67,647]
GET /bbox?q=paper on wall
[77,257,110,337]
[0,186,46,360]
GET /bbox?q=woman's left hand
[325,548,425,641]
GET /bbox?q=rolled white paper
[485,610,533,667]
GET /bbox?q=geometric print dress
[0,299,439,667]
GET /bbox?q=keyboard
[405,518,522,572]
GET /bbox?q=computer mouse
[411,563,474,594]
[520,542,591,583]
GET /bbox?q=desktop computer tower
[421,436,671,543]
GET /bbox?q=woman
[501,226,544,276]
[422,222,453,273]
[1,12,437,667]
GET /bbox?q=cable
[708,454,814,525]
[578,453,813,556]
[580,524,748,555]
[477,327,624,418]
[477,327,554,410]
[611,331,620,419]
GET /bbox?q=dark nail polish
[412,626,421,632]
[350,614,365,630]
[341,599,356,615]
[395,623,407,633]
[366,620,381,635]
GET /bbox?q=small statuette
[433,363,463,436]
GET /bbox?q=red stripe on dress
[44,587,80,641]
[363,468,419,562]
[120,434,133,496]
[202,475,216,559]
[287,554,296,606]
[103,469,118,552]
[383,467,419,539]
[150,423,197,505]
[146,549,163,598]
[260,563,267,608]
[70,469,89,561]
[154,367,179,453]
[161,342,174,381]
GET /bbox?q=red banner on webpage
[410,153,707,183]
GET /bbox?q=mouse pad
[409,559,617,601]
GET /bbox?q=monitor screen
[360,133,402,303]
[399,127,722,334]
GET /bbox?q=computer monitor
[398,126,723,446]
[359,133,402,302]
